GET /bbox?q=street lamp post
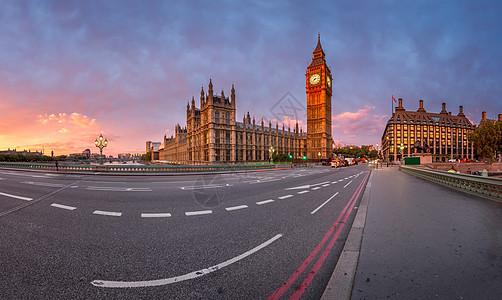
[268,146,275,164]
[94,134,108,165]
[318,151,321,163]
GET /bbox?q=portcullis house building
[380,98,476,162]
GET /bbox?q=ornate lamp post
[268,146,275,164]
[318,151,321,163]
[94,134,108,165]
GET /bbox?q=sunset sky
[1,0,501,156]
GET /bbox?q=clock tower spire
[306,34,333,160]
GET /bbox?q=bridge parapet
[0,162,284,174]
[400,165,502,203]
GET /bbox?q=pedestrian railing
[400,165,502,202]
[0,162,285,174]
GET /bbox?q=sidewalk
[324,166,502,299]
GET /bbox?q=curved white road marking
[91,234,283,288]
[0,191,32,201]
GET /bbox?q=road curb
[321,171,373,300]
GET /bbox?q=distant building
[82,149,91,159]
[150,35,334,165]
[0,149,43,156]
[118,153,132,160]
[381,99,475,162]
[479,111,502,126]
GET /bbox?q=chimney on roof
[458,106,465,117]
[398,98,403,107]
[482,111,486,120]
[417,100,426,112]
[440,103,447,114]
[498,114,502,122]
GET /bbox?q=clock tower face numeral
[309,73,320,85]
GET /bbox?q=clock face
[309,73,320,85]
[327,76,331,87]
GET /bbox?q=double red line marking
[268,171,370,300]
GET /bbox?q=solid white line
[256,199,274,205]
[0,192,32,201]
[51,203,77,210]
[225,205,248,211]
[311,192,339,214]
[141,213,172,218]
[312,187,321,190]
[278,195,293,200]
[185,210,212,216]
[93,210,122,217]
[343,180,353,188]
[91,234,283,288]
[297,190,309,194]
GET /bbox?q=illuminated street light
[268,146,275,164]
[95,134,108,165]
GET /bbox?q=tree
[141,151,152,162]
[368,150,379,159]
[468,120,502,163]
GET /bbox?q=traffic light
[303,155,307,160]
[289,154,293,159]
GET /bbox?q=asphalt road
[0,165,369,299]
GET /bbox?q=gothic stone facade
[152,36,333,165]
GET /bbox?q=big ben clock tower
[306,34,333,160]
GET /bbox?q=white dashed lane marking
[297,190,309,194]
[141,213,172,218]
[93,210,122,217]
[21,181,65,188]
[256,199,274,205]
[87,187,152,192]
[51,203,77,210]
[311,192,339,215]
[321,184,330,187]
[185,210,212,216]
[312,187,321,190]
[225,205,248,211]
[343,180,353,188]
[278,195,293,200]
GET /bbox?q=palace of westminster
[148,35,333,165]
[147,35,500,165]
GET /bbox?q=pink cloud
[332,105,388,146]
